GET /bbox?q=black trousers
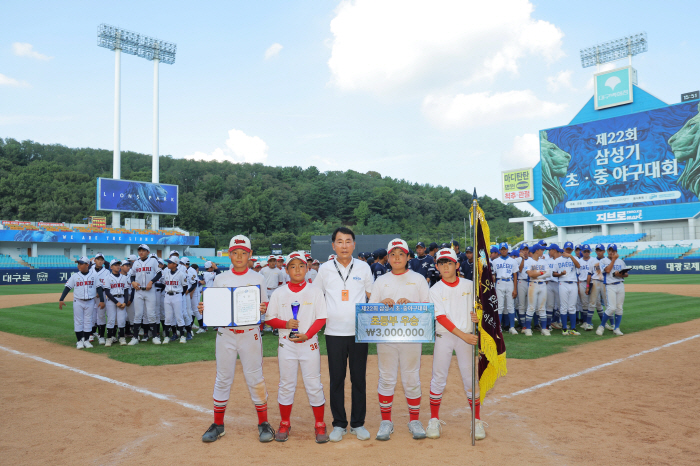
[325,334,368,429]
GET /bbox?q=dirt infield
[625,284,700,298]
[2,316,700,466]
[0,293,63,309]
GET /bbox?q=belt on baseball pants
[607,282,623,285]
[167,291,176,295]
[112,294,123,297]
[75,297,93,301]
[531,282,547,285]
[561,281,575,284]
[229,328,255,334]
[497,278,511,282]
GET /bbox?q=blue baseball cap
[564,241,574,250]
[416,242,426,248]
[358,252,365,259]
[465,246,473,252]
[520,242,529,249]
[547,243,559,250]
[574,244,581,250]
[595,243,605,251]
[530,244,542,253]
[490,246,498,253]
[499,242,508,250]
[537,240,548,247]
[608,244,618,251]
[373,248,387,258]
[510,248,519,256]
[581,244,591,251]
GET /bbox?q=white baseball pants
[578,282,590,311]
[163,292,185,327]
[376,342,422,399]
[495,280,514,317]
[558,281,578,315]
[430,331,478,399]
[93,297,106,326]
[190,290,201,320]
[106,296,126,329]
[133,287,157,324]
[527,282,547,319]
[546,281,559,312]
[589,281,606,312]
[517,280,529,314]
[605,284,625,316]
[212,328,268,406]
[73,299,94,333]
[277,334,324,406]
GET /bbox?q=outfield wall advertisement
[0,230,198,245]
[96,178,179,215]
[537,100,700,226]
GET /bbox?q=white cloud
[546,70,574,92]
[422,89,566,128]
[328,0,564,93]
[185,129,269,164]
[12,42,52,60]
[264,43,283,59]
[502,133,540,168]
[0,73,30,87]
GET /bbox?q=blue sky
[2,0,699,215]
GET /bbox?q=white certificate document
[233,286,261,326]
[202,287,234,327]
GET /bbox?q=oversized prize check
[355,303,435,344]
[202,285,262,328]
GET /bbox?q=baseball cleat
[196,328,207,334]
[408,420,427,440]
[349,426,370,440]
[426,418,445,439]
[329,426,346,442]
[551,322,562,329]
[473,420,487,440]
[83,339,93,348]
[140,336,149,342]
[105,338,112,347]
[202,423,225,443]
[561,329,569,336]
[375,420,394,441]
[186,333,193,340]
[119,337,127,346]
[508,327,518,335]
[524,329,533,336]
[595,326,604,336]
[98,337,106,345]
[152,336,161,345]
[76,340,84,349]
[275,422,290,442]
[162,337,170,344]
[613,328,624,336]
[180,335,187,344]
[315,422,330,443]
[568,329,581,336]
[192,324,199,330]
[128,337,139,346]
[541,329,551,336]
[88,335,94,342]
[258,422,275,443]
[520,327,528,334]
[605,323,614,331]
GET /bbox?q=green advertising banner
[502,167,534,203]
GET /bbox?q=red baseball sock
[279,403,292,424]
[312,404,324,424]
[429,391,442,419]
[255,403,268,424]
[407,396,421,421]
[379,394,393,421]
[468,397,481,420]
[213,399,227,425]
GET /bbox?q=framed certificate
[202,285,262,328]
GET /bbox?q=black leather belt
[167,291,176,295]
[75,298,93,301]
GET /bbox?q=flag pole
[471,188,478,446]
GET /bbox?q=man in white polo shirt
[313,227,374,443]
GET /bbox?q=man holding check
[313,227,374,442]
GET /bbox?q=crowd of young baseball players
[59,229,627,446]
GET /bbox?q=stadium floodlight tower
[97,24,177,230]
[580,32,647,71]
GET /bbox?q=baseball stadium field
[1,276,699,464]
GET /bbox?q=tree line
[0,137,554,254]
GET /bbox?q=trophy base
[289,331,299,339]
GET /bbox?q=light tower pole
[98,24,177,230]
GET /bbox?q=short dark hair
[436,258,453,265]
[332,227,355,242]
[191,264,199,270]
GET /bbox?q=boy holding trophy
[265,251,330,443]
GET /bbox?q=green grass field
[0,284,66,295]
[0,292,698,365]
[623,274,700,285]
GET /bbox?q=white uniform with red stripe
[266,282,327,406]
[260,265,282,300]
[369,269,430,399]
[211,269,269,410]
[429,277,478,403]
[161,267,187,327]
[305,268,318,284]
[65,269,100,333]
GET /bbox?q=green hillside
[0,137,541,253]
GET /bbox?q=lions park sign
[531,100,700,227]
[96,178,179,215]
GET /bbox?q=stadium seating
[582,233,647,244]
[20,254,76,268]
[0,255,28,268]
[201,256,231,266]
[616,246,638,259]
[684,250,700,259]
[625,245,693,260]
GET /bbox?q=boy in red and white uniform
[200,235,275,444]
[260,255,283,300]
[427,248,484,440]
[369,238,430,441]
[265,251,329,443]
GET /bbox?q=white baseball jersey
[162,267,187,293]
[129,256,161,287]
[544,256,558,282]
[186,266,198,290]
[513,256,527,280]
[555,255,577,281]
[91,265,111,290]
[369,270,430,304]
[65,269,100,300]
[260,266,282,290]
[266,283,327,339]
[103,272,129,297]
[305,268,318,284]
[492,256,517,280]
[590,257,605,281]
[524,257,550,282]
[202,271,218,288]
[430,278,474,334]
[576,257,596,282]
[600,257,626,285]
